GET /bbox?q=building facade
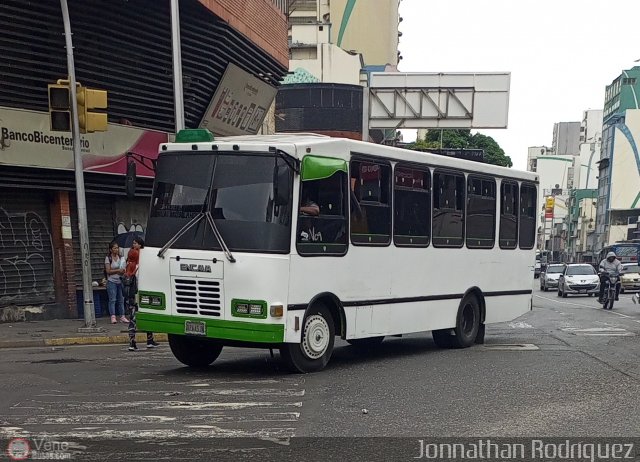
[596,67,640,249]
[565,189,598,263]
[0,0,288,320]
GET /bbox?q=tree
[409,129,513,168]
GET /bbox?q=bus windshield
[146,151,293,253]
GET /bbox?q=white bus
[137,129,538,373]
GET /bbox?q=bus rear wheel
[280,303,335,373]
[168,334,223,368]
[432,294,481,349]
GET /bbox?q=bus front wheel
[432,294,481,349]
[280,303,335,373]
[168,334,223,368]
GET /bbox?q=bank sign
[0,107,168,177]
[199,63,277,136]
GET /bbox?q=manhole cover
[561,327,634,336]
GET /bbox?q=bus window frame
[393,162,431,248]
[432,168,466,249]
[349,155,393,247]
[518,182,537,250]
[499,180,519,250]
[465,174,497,250]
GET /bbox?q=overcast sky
[397,0,640,170]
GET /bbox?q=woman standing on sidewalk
[105,241,128,324]
[124,237,158,351]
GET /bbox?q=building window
[519,183,537,250]
[394,165,430,247]
[350,159,392,245]
[432,170,465,247]
[499,181,518,249]
[466,176,496,249]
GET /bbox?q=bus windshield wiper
[204,211,236,263]
[157,213,205,258]
[156,211,236,263]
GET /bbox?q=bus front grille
[172,278,222,317]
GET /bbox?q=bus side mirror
[274,164,291,206]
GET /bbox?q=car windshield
[146,151,293,253]
[547,265,564,274]
[566,266,596,276]
[622,265,640,273]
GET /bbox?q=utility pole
[60,0,101,332]
[170,0,185,131]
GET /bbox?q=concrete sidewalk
[0,318,167,349]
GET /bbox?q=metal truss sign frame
[368,72,510,129]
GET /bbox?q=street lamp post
[170,0,185,131]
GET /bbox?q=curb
[0,333,168,349]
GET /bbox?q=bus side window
[350,159,392,246]
[296,171,348,256]
[499,181,518,249]
[466,176,496,249]
[394,165,430,247]
[432,170,465,248]
[519,183,537,249]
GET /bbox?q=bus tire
[168,334,223,368]
[347,336,385,348]
[433,294,481,349]
[280,303,335,373]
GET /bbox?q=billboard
[200,63,277,136]
[0,107,167,177]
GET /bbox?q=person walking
[105,241,128,324]
[124,237,158,351]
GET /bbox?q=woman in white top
[104,241,128,324]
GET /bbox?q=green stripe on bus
[631,191,640,208]
[137,312,285,343]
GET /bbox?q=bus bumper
[137,312,285,344]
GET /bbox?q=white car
[558,264,600,298]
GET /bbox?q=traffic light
[48,84,71,131]
[77,87,108,134]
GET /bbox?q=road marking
[508,321,534,329]
[536,295,639,318]
[561,327,635,336]
[484,344,539,351]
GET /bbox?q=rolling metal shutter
[70,195,116,285]
[0,0,286,132]
[0,189,55,307]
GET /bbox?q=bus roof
[161,133,538,183]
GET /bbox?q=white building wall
[290,43,362,85]
[609,109,640,211]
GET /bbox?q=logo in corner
[7,438,30,461]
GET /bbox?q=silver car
[540,264,565,291]
[558,264,600,297]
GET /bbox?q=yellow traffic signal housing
[48,84,71,131]
[77,87,108,133]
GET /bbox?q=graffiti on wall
[0,208,53,303]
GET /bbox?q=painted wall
[609,109,640,210]
[552,122,581,156]
[329,0,399,66]
[290,43,362,84]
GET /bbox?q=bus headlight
[232,299,267,319]
[138,291,165,310]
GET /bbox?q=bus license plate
[185,321,206,336]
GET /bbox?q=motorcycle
[599,271,620,310]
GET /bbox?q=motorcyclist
[598,251,622,303]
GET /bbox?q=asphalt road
[1,287,640,460]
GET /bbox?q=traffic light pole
[60,0,101,332]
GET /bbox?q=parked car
[540,264,565,291]
[558,264,600,298]
[620,263,640,293]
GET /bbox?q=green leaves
[409,129,513,168]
